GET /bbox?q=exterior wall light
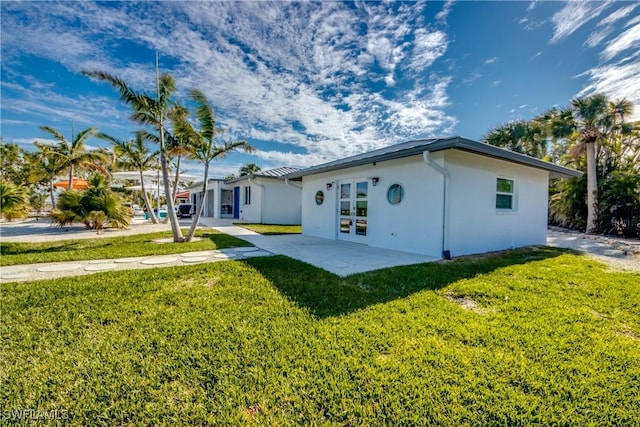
[326,182,333,191]
[371,177,380,186]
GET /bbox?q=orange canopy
[53,178,89,190]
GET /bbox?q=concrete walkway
[0,247,272,283]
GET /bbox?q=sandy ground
[0,217,175,242]
[546,227,640,272]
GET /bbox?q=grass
[234,223,302,235]
[0,229,252,266]
[1,248,639,425]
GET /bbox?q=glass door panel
[339,183,351,235]
[337,179,368,241]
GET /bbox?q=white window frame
[496,177,516,212]
[244,186,251,205]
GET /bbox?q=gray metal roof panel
[283,136,582,179]
[225,166,301,183]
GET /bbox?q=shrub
[49,175,131,230]
[0,181,31,221]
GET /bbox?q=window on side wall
[244,186,251,205]
[496,177,515,211]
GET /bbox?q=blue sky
[1,1,639,178]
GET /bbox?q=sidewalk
[0,246,272,283]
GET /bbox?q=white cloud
[578,61,640,122]
[1,1,456,169]
[598,3,639,27]
[484,57,498,65]
[601,22,640,61]
[550,1,613,44]
[587,4,640,48]
[435,0,455,23]
[408,30,448,71]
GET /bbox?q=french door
[337,179,368,243]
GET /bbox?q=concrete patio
[201,218,440,276]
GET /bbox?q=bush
[49,175,131,230]
[0,181,31,221]
[597,169,640,237]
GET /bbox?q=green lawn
[1,248,639,425]
[0,229,252,266]
[234,223,302,235]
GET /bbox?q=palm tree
[483,120,546,158]
[39,126,105,189]
[98,132,160,224]
[28,141,67,209]
[168,105,197,204]
[180,89,254,242]
[542,107,577,164]
[569,94,609,233]
[239,163,261,176]
[83,68,184,241]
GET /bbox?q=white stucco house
[188,167,302,224]
[283,137,582,259]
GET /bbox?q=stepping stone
[233,247,259,252]
[241,251,272,257]
[153,237,203,243]
[140,256,178,265]
[214,253,237,259]
[153,238,174,244]
[37,263,84,272]
[181,256,209,263]
[180,251,214,257]
[1,266,27,275]
[114,257,146,264]
[88,260,111,264]
[85,264,118,271]
[1,273,30,280]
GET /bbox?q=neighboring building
[283,137,582,258]
[187,178,233,219]
[175,191,191,204]
[188,167,302,224]
[225,167,302,224]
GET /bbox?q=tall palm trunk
[159,124,183,241]
[49,180,56,209]
[68,164,74,190]
[139,170,158,224]
[185,162,209,242]
[171,154,182,204]
[585,141,598,233]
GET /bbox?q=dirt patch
[614,327,639,340]
[445,292,486,314]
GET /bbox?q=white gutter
[248,176,265,223]
[284,178,302,189]
[423,151,451,260]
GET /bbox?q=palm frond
[39,126,66,143]
[82,70,143,106]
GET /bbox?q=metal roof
[225,167,301,183]
[283,136,582,179]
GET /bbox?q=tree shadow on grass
[242,246,572,319]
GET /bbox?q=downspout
[248,176,265,223]
[423,151,451,260]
